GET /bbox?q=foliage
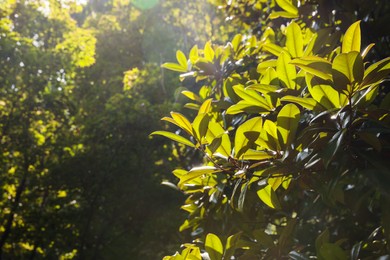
[155,1,390,259]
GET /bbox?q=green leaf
[171,112,194,135]
[257,120,280,151]
[198,98,213,114]
[235,117,263,159]
[224,233,242,259]
[257,184,281,209]
[181,90,201,102]
[226,101,271,115]
[280,96,317,110]
[233,85,270,108]
[161,62,187,72]
[192,113,210,143]
[286,21,303,58]
[189,45,199,64]
[277,104,300,148]
[332,51,364,94]
[204,41,215,61]
[342,21,361,53]
[275,0,298,14]
[176,50,188,69]
[290,56,332,81]
[150,131,195,147]
[205,233,223,260]
[241,149,273,160]
[262,42,286,56]
[269,11,299,19]
[178,166,221,188]
[232,34,243,53]
[277,52,296,89]
[362,57,390,87]
[289,251,310,260]
[246,84,279,94]
[319,243,348,260]
[206,121,231,157]
[315,229,330,253]
[257,59,277,73]
[306,74,344,109]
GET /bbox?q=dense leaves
[156,1,390,259]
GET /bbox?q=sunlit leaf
[178,166,221,188]
[192,113,210,143]
[280,96,317,110]
[277,104,300,148]
[161,62,187,72]
[242,149,273,161]
[275,0,298,14]
[171,112,194,135]
[226,101,271,115]
[361,43,375,59]
[257,59,277,73]
[262,42,286,56]
[286,21,303,58]
[277,52,296,89]
[181,90,201,102]
[257,184,281,209]
[205,233,223,260]
[246,84,279,94]
[204,41,215,61]
[198,98,213,114]
[342,21,361,53]
[362,57,390,87]
[269,11,299,19]
[189,45,199,64]
[332,51,364,94]
[290,56,332,81]
[176,50,188,69]
[150,131,195,147]
[235,117,263,159]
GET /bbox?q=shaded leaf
[277,104,300,148]
[332,51,364,94]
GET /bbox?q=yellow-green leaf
[242,149,273,160]
[181,90,201,102]
[257,59,277,73]
[269,11,299,19]
[233,85,271,108]
[204,41,215,61]
[286,22,303,58]
[161,62,187,72]
[332,51,364,94]
[171,112,194,136]
[275,0,298,14]
[277,52,296,89]
[189,45,199,64]
[192,113,210,143]
[277,104,300,148]
[178,166,221,188]
[224,233,242,259]
[176,50,188,69]
[290,56,332,81]
[234,117,263,159]
[150,131,195,147]
[205,233,223,260]
[342,21,361,53]
[257,184,281,209]
[280,96,317,110]
[198,98,213,114]
[262,42,285,56]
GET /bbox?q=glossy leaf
[269,11,299,19]
[161,62,188,72]
[332,51,364,94]
[290,56,332,81]
[192,113,210,143]
[257,184,281,209]
[277,104,300,148]
[275,0,298,14]
[150,131,195,147]
[176,50,188,69]
[224,233,242,259]
[342,21,361,53]
[362,57,390,87]
[171,112,194,135]
[241,149,273,161]
[286,22,303,58]
[262,42,285,56]
[205,233,223,260]
[277,52,296,89]
[181,90,201,102]
[178,166,221,188]
[280,96,317,110]
[198,98,213,114]
[235,117,263,159]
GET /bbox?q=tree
[154,0,390,259]
[0,0,95,258]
